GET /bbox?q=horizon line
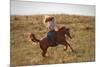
[10,13,95,17]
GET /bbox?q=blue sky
[11,0,95,16]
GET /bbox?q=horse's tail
[26,32,40,42]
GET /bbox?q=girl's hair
[43,16,54,23]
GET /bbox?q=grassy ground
[10,14,95,66]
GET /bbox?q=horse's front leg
[65,41,74,52]
[63,43,68,51]
[62,41,74,52]
[61,41,68,51]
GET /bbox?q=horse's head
[59,26,72,39]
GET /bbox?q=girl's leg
[47,31,52,43]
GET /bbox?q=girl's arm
[54,24,59,31]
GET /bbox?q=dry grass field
[10,14,95,66]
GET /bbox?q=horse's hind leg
[41,48,48,57]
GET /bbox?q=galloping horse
[27,26,74,57]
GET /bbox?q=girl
[43,16,58,45]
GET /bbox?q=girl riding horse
[27,26,74,57]
[43,16,58,46]
[25,16,74,57]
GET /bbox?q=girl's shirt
[44,16,58,31]
[47,21,56,31]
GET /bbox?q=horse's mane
[58,26,66,31]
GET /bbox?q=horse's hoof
[63,49,67,51]
[43,56,47,58]
[72,50,77,54]
[42,55,46,57]
[63,48,68,51]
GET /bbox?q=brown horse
[27,26,74,57]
